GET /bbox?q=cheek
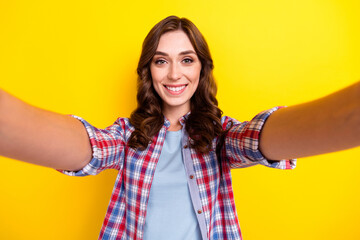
[150,67,161,93]
[150,66,164,85]
[184,65,201,80]
[192,66,201,91]
[149,65,156,82]
[191,66,201,84]
[193,63,202,78]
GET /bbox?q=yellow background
[1,0,359,239]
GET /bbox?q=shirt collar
[163,112,191,128]
[179,112,191,126]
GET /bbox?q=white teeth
[165,85,186,92]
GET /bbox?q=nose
[167,63,182,81]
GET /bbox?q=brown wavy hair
[128,15,224,153]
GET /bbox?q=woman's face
[150,30,202,117]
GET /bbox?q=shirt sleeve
[222,107,296,170]
[58,115,127,176]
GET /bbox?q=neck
[162,105,190,131]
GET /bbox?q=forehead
[156,30,195,53]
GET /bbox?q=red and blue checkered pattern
[61,107,296,240]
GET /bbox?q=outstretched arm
[0,89,92,171]
[259,81,360,160]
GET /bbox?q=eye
[182,58,194,64]
[154,59,167,65]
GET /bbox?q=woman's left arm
[259,81,360,160]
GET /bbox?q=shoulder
[104,117,135,142]
[221,115,241,130]
[113,117,133,129]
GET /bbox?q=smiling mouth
[163,84,187,95]
[165,85,186,91]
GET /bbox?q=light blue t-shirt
[143,130,202,240]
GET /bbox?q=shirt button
[197,210,202,214]
[183,145,188,149]
[189,175,194,179]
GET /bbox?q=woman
[0,16,359,240]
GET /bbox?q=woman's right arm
[0,89,92,171]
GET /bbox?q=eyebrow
[154,50,197,56]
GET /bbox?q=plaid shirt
[61,107,296,240]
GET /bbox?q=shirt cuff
[244,107,296,170]
[56,115,104,176]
